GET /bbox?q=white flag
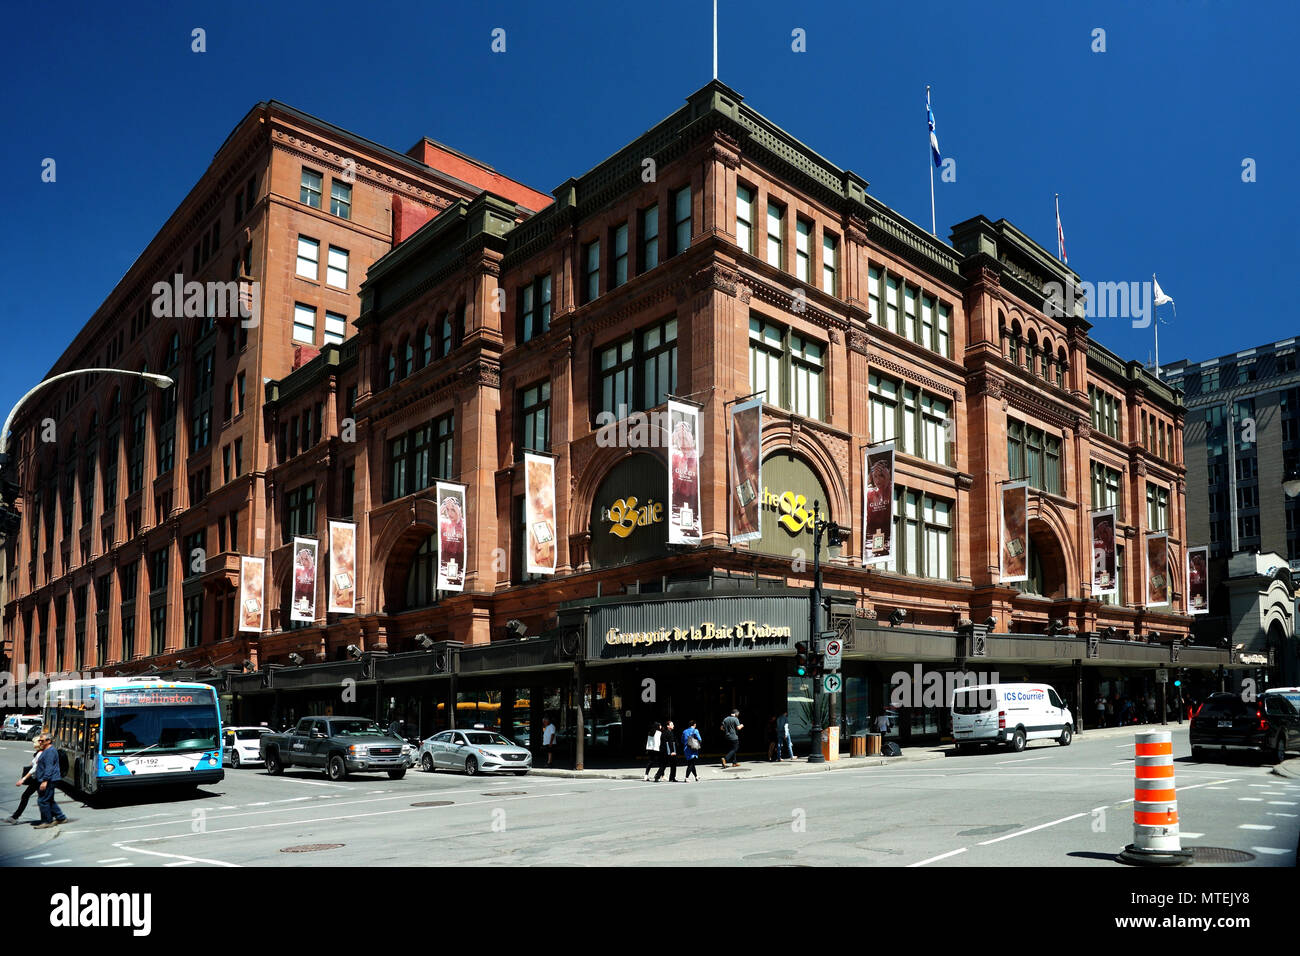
[1153,276,1173,306]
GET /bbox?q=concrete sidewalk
[527,722,1184,781]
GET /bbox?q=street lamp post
[807,501,842,765]
[0,368,174,529]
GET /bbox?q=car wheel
[1192,747,1206,762]
[328,754,348,781]
[1270,735,1287,765]
[387,768,406,780]
[465,756,479,776]
[514,770,528,776]
[230,750,241,769]
[1058,725,1073,747]
[422,753,435,772]
[265,751,283,776]
[1010,729,1026,753]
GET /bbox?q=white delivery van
[951,683,1074,753]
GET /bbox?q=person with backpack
[681,719,702,781]
[643,721,662,782]
[5,741,42,825]
[720,709,743,768]
[654,719,679,782]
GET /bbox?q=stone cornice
[868,351,958,399]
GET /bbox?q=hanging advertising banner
[667,400,701,545]
[1186,544,1209,615]
[999,481,1030,583]
[728,399,763,544]
[436,481,467,592]
[524,453,557,575]
[1090,508,1118,598]
[327,521,357,614]
[1145,531,1170,608]
[290,537,319,623]
[237,556,265,633]
[862,443,895,565]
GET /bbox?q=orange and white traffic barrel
[1118,731,1193,865]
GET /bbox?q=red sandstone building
[2,83,1225,756]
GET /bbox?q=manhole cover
[484,791,526,796]
[280,844,343,853]
[410,801,454,808]
[958,824,1021,837]
[1192,847,1256,864]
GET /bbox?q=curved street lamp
[0,367,174,458]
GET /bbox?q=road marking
[106,863,133,867]
[23,853,51,860]
[270,777,355,789]
[114,843,240,867]
[1238,824,1274,830]
[246,802,269,807]
[977,813,1087,846]
[1110,761,1132,765]
[40,859,72,865]
[1267,801,1297,805]
[1206,786,1229,790]
[165,861,198,867]
[908,848,967,867]
[97,857,128,863]
[1239,797,1264,802]
[1251,847,1291,855]
[270,797,312,804]
[1249,784,1271,787]
[1179,832,1204,839]
[995,756,1051,764]
[1259,792,1285,796]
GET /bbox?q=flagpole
[1153,273,1160,380]
[712,0,717,80]
[928,85,936,236]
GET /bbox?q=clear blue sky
[2,0,1295,426]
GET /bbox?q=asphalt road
[1,730,1296,867]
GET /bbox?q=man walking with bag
[32,734,70,829]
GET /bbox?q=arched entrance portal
[1019,518,1067,599]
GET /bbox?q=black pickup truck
[261,716,407,781]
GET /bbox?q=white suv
[1,715,42,740]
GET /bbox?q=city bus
[42,678,224,794]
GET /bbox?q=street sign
[822,674,842,694]
[1155,668,1168,684]
[823,638,842,671]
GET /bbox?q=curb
[1272,758,1300,780]
[528,747,949,781]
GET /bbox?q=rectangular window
[234,437,243,477]
[1008,420,1061,494]
[672,186,691,256]
[736,185,754,255]
[184,593,203,648]
[150,545,169,593]
[611,222,629,288]
[519,381,552,454]
[283,483,316,541]
[598,337,635,418]
[641,317,678,410]
[1090,462,1123,521]
[766,201,784,269]
[1146,483,1169,530]
[867,267,881,324]
[749,317,824,421]
[921,394,951,465]
[330,180,352,219]
[639,204,659,272]
[868,374,898,445]
[293,303,316,344]
[150,605,167,657]
[295,236,319,279]
[885,275,900,334]
[300,168,323,208]
[435,414,454,480]
[749,318,784,410]
[519,274,552,343]
[326,246,348,289]
[795,219,812,284]
[788,333,823,420]
[323,312,346,346]
[902,285,918,342]
[582,240,600,304]
[822,233,838,296]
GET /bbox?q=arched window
[399,337,412,379]
[405,532,439,610]
[422,326,433,367]
[384,348,396,387]
[1041,338,1053,381]
[439,314,453,358]
[1026,332,1038,375]
[999,315,1008,357]
[1009,321,1021,366]
[1056,348,1067,388]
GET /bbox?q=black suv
[1190,690,1299,764]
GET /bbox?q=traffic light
[794,642,808,677]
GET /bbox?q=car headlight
[348,745,368,755]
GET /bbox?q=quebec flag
[927,89,941,168]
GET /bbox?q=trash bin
[865,732,882,756]
[850,733,867,758]
[820,726,840,762]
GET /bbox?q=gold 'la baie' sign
[604,620,793,647]
[601,496,664,537]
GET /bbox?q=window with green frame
[748,316,824,420]
[1145,482,1169,531]
[883,487,953,580]
[1007,419,1061,494]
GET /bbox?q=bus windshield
[103,705,221,755]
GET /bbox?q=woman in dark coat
[654,719,678,782]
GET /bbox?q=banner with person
[1186,544,1209,615]
[862,443,895,566]
[667,399,701,545]
[524,452,557,575]
[728,398,762,544]
[327,520,357,614]
[1000,481,1030,583]
[290,537,319,623]
[436,481,467,592]
[1145,531,1170,608]
[237,556,265,633]
[1090,508,1118,598]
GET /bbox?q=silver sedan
[418,729,532,776]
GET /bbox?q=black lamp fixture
[1104,626,1118,639]
[983,615,997,630]
[888,608,907,627]
[287,653,304,666]
[1148,629,1162,643]
[505,619,528,639]
[241,659,254,672]
[347,644,364,661]
[174,659,189,669]
[416,634,435,650]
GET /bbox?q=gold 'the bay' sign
[761,487,815,535]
